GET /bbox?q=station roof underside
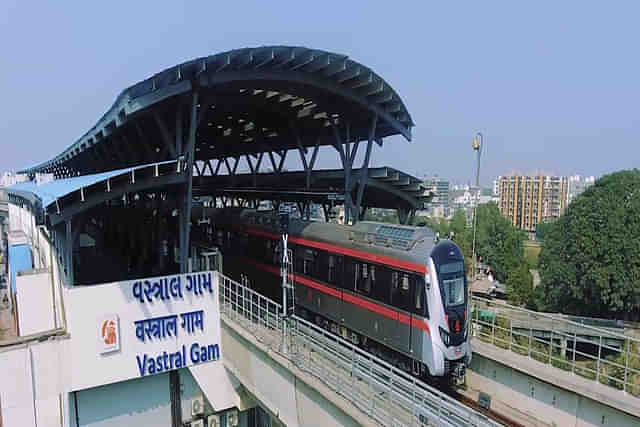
[8,162,429,226]
[19,46,414,178]
[194,167,431,209]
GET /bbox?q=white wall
[16,270,55,336]
[0,339,70,427]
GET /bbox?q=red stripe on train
[243,226,428,275]
[245,258,430,335]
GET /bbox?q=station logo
[99,314,120,354]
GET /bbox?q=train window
[391,272,413,312]
[315,250,327,283]
[303,249,315,276]
[402,274,409,290]
[414,279,428,318]
[371,266,390,304]
[239,233,249,252]
[265,239,271,256]
[356,263,373,295]
[273,241,282,265]
[294,246,305,273]
[328,255,336,284]
[265,239,275,264]
[344,257,357,291]
[248,235,261,259]
[333,255,344,287]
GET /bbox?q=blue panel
[8,161,173,209]
[75,373,171,427]
[8,244,33,294]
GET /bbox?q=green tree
[438,218,450,237]
[447,210,473,269]
[535,221,554,242]
[474,203,527,283]
[450,209,467,237]
[506,264,535,308]
[538,170,640,319]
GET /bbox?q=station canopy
[20,46,414,178]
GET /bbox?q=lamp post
[471,132,483,282]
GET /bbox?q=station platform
[471,338,640,420]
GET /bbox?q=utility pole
[471,132,483,282]
[279,208,292,354]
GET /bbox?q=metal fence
[219,274,500,427]
[471,296,640,397]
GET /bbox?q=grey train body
[209,208,472,380]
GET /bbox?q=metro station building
[1,46,427,426]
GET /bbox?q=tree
[474,203,527,283]
[537,170,640,320]
[506,264,534,308]
[535,221,554,242]
[450,209,467,237]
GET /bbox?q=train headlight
[439,327,450,347]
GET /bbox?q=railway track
[452,391,524,427]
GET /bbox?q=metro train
[210,208,471,382]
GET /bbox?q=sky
[0,1,638,186]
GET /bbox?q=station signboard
[66,271,222,391]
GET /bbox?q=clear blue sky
[1,1,638,186]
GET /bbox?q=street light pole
[471,132,483,282]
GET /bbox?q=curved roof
[20,46,414,177]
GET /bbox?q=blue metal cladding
[8,244,33,293]
[9,161,172,209]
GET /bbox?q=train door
[390,272,413,353]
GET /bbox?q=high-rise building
[492,177,501,197]
[567,175,596,205]
[424,177,450,216]
[498,175,569,232]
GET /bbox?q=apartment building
[424,176,450,216]
[567,175,596,205]
[498,175,569,232]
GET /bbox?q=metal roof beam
[134,121,158,160]
[335,65,361,84]
[153,111,177,159]
[290,51,315,71]
[320,57,348,77]
[299,54,331,73]
[344,72,373,90]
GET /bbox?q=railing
[219,274,500,427]
[471,296,640,398]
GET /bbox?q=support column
[331,122,355,224]
[398,208,409,225]
[65,219,73,285]
[353,115,377,224]
[180,90,199,273]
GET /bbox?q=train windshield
[439,261,466,307]
[442,277,465,307]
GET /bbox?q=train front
[430,240,471,379]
